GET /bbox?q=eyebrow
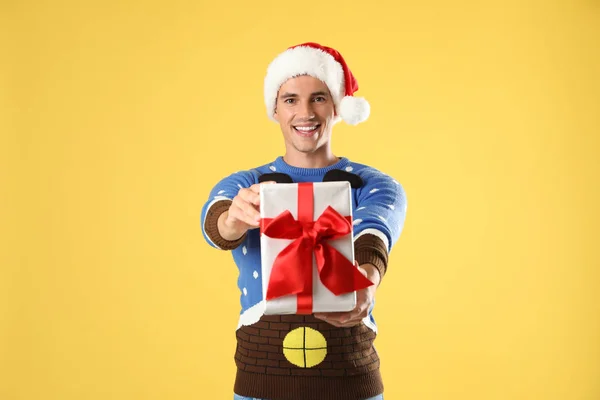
[279,91,330,99]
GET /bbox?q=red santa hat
[264,42,370,126]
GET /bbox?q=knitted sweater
[200,156,407,400]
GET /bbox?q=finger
[323,319,347,328]
[234,195,260,219]
[339,307,365,324]
[239,188,260,206]
[231,200,260,226]
[344,304,369,323]
[343,289,371,321]
[319,316,362,328]
[314,314,345,327]
[314,312,348,321]
[317,313,364,328]
[314,312,352,325]
[340,319,364,327]
[228,206,259,228]
[336,319,363,328]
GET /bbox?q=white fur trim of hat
[263,42,370,126]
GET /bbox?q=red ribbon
[260,182,373,314]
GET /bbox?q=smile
[293,124,320,136]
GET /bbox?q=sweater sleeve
[200,170,258,250]
[353,169,408,278]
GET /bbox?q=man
[200,42,407,400]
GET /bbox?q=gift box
[259,181,373,315]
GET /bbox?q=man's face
[273,75,336,156]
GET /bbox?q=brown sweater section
[354,234,389,280]
[203,200,246,250]
[234,314,383,400]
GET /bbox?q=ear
[322,169,364,188]
[258,172,294,184]
[273,93,279,120]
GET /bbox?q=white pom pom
[339,96,370,125]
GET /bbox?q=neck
[283,149,339,169]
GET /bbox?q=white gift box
[259,181,358,315]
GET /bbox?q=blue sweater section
[200,156,407,317]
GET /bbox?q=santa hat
[264,42,370,126]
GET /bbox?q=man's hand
[313,263,381,328]
[217,182,275,241]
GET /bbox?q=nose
[297,100,316,120]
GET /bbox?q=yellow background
[2,0,599,399]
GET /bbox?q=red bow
[260,183,373,314]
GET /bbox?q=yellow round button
[283,327,328,368]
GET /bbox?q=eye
[284,98,295,104]
[313,96,326,102]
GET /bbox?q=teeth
[295,126,317,132]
